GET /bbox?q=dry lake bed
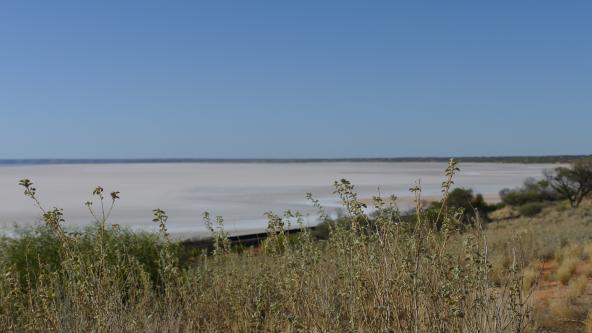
[0,162,559,237]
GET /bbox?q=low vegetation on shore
[1,159,591,332]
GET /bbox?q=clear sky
[1,1,590,159]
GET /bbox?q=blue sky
[1,1,590,158]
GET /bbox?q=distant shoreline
[0,155,588,166]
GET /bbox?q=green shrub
[428,187,498,226]
[501,190,544,206]
[518,202,545,217]
[0,224,184,288]
[0,226,62,287]
[500,177,561,207]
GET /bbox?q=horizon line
[0,154,589,165]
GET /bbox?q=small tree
[546,159,592,208]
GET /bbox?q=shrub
[500,189,544,206]
[522,261,541,291]
[500,177,560,207]
[518,202,545,217]
[555,257,579,285]
[549,298,577,320]
[557,244,585,262]
[567,275,588,300]
[428,187,498,226]
[0,224,189,289]
[311,215,349,240]
[584,243,592,261]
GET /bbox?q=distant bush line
[0,154,589,166]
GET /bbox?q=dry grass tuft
[585,311,592,333]
[555,257,580,285]
[566,275,588,301]
[549,298,577,320]
[582,263,592,278]
[556,243,585,263]
[522,261,541,291]
[584,243,592,261]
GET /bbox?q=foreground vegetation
[1,159,592,332]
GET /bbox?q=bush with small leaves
[518,202,545,217]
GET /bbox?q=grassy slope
[486,199,592,332]
[1,189,592,331]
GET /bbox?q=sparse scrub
[484,198,592,269]
[0,160,575,332]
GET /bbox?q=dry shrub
[586,311,592,333]
[488,206,517,221]
[549,298,577,320]
[582,263,592,278]
[490,254,512,286]
[567,244,585,260]
[567,275,588,300]
[555,257,580,285]
[522,261,541,291]
[584,243,592,261]
[555,244,584,263]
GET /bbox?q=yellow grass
[522,261,541,291]
[556,257,580,285]
[586,311,592,333]
[549,298,577,320]
[567,275,588,300]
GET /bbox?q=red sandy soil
[532,260,592,331]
